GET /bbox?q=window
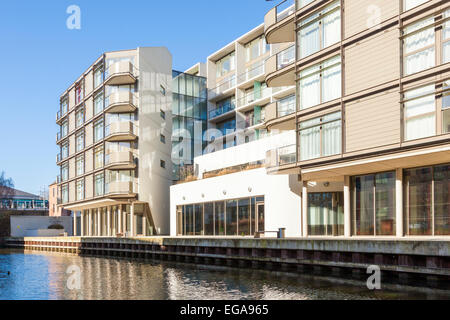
[76,179,84,201]
[403,0,429,11]
[94,146,104,169]
[76,108,84,128]
[94,92,104,115]
[216,52,235,77]
[245,36,269,62]
[277,95,296,117]
[107,170,133,183]
[299,112,341,161]
[76,131,84,152]
[443,81,450,133]
[297,1,341,59]
[403,17,435,76]
[61,162,69,182]
[94,65,104,88]
[61,99,68,114]
[61,120,68,138]
[62,184,69,204]
[299,55,341,110]
[298,0,315,8]
[160,160,166,169]
[61,142,69,159]
[404,165,450,236]
[352,172,396,236]
[76,155,84,176]
[160,109,166,120]
[444,10,450,64]
[75,82,84,105]
[308,193,344,236]
[94,173,104,197]
[94,119,104,142]
[404,85,435,141]
[160,134,166,144]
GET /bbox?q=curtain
[322,56,341,103]
[300,65,320,109]
[299,16,320,59]
[404,0,428,11]
[444,11,450,63]
[322,118,341,157]
[404,85,435,140]
[300,118,321,160]
[322,7,341,48]
[404,17,435,75]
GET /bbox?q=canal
[0,249,448,300]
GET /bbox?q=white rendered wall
[170,168,301,237]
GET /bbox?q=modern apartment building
[56,47,173,236]
[170,18,303,237]
[49,182,70,216]
[262,0,450,238]
[171,0,450,239]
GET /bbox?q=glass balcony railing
[210,74,236,98]
[209,102,236,119]
[277,46,295,70]
[266,144,297,168]
[237,61,265,84]
[277,96,296,117]
[237,87,271,107]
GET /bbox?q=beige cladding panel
[69,135,75,156]
[68,112,75,133]
[69,88,75,110]
[85,174,93,199]
[344,0,399,39]
[85,70,93,96]
[344,27,399,95]
[85,148,93,173]
[345,89,400,153]
[85,122,93,148]
[85,97,93,122]
[69,157,76,179]
[69,181,75,203]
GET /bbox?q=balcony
[237,87,271,111]
[104,61,137,86]
[209,74,236,101]
[264,0,296,44]
[105,151,136,170]
[104,91,137,113]
[105,121,137,142]
[237,61,265,87]
[265,46,296,87]
[266,144,297,174]
[106,181,137,198]
[209,102,236,122]
[264,97,296,130]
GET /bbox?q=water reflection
[0,249,448,300]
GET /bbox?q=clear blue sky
[0,0,274,195]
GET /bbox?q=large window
[403,0,429,11]
[297,1,341,60]
[94,146,104,169]
[299,55,341,110]
[404,165,450,236]
[403,17,435,76]
[94,65,104,88]
[61,120,68,138]
[75,82,84,105]
[61,99,68,115]
[177,197,264,236]
[94,119,104,142]
[404,85,436,141]
[94,92,104,115]
[62,184,69,204]
[277,95,296,117]
[76,131,84,152]
[76,155,84,176]
[308,192,344,236]
[76,179,84,201]
[299,111,341,161]
[94,173,104,197]
[444,10,450,64]
[216,52,235,77]
[61,162,69,182]
[443,81,450,133]
[245,36,269,62]
[352,172,396,236]
[61,142,69,159]
[76,108,84,128]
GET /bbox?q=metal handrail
[209,102,236,119]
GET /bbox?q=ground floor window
[308,192,344,236]
[352,172,396,236]
[404,164,450,235]
[176,196,265,236]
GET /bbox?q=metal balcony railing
[209,102,236,119]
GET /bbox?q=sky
[0,0,275,195]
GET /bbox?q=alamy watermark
[66,5,81,30]
[66,265,81,290]
[366,265,381,290]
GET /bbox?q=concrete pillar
[123,209,127,235]
[118,206,122,234]
[396,168,404,237]
[107,206,111,237]
[80,210,85,236]
[344,176,351,237]
[130,203,135,237]
[73,212,77,236]
[302,181,308,237]
[142,216,147,237]
[97,208,101,236]
[88,209,93,236]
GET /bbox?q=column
[88,209,93,236]
[73,212,78,236]
[302,181,308,237]
[107,206,111,237]
[344,176,351,238]
[80,210,85,236]
[142,216,147,237]
[118,205,122,234]
[396,168,404,238]
[130,203,135,237]
[97,208,102,236]
[123,209,127,236]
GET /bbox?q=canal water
[0,249,448,300]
